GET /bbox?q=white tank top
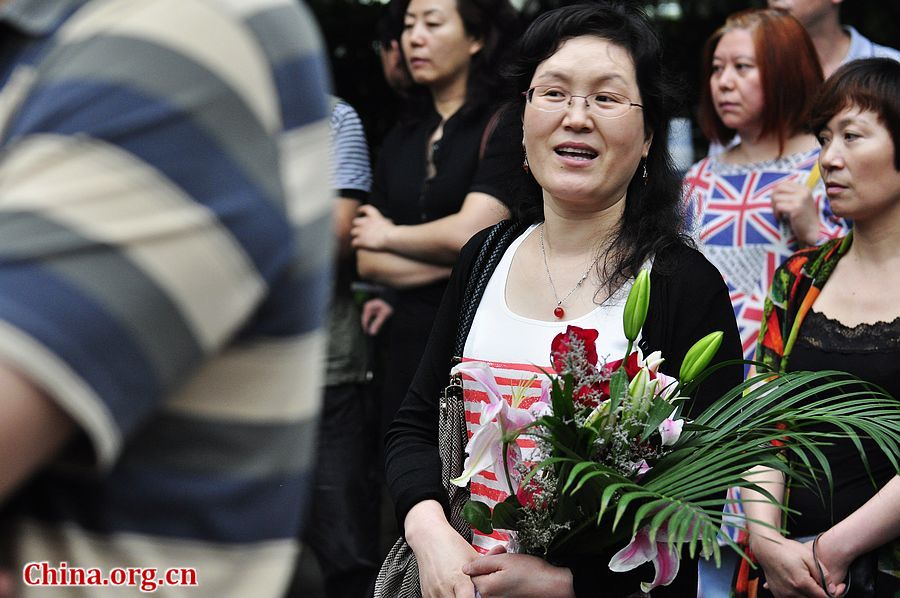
[460,224,645,553]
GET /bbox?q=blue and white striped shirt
[0,0,332,594]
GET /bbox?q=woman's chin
[543,189,626,216]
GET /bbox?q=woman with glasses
[683,9,848,367]
[351,0,521,442]
[381,4,742,596]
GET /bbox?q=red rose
[551,326,599,371]
[598,351,643,395]
[771,421,789,448]
[624,351,642,378]
[516,478,546,510]
[573,382,605,408]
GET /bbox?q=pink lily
[654,371,680,398]
[658,416,684,446]
[635,459,651,480]
[450,361,549,490]
[608,526,680,593]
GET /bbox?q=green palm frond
[533,369,900,563]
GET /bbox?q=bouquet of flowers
[451,270,900,593]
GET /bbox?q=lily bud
[623,269,650,343]
[585,400,611,431]
[679,331,724,383]
[628,367,650,400]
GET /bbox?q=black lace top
[785,309,900,536]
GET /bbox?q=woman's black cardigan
[384,222,743,596]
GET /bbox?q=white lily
[641,350,664,374]
[450,361,549,490]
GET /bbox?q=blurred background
[309,0,898,165]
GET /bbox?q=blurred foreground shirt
[0,0,332,594]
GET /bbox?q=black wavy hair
[396,0,520,116]
[504,2,689,293]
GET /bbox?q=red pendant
[553,306,565,319]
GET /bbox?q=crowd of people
[0,0,897,597]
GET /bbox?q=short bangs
[809,58,900,170]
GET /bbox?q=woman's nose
[716,67,734,89]
[819,142,843,170]
[562,98,593,130]
[407,23,426,46]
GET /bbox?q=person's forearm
[334,197,361,261]
[821,476,900,563]
[742,466,787,547]
[387,216,473,264]
[404,499,451,549]
[384,193,508,264]
[357,249,451,289]
[0,365,76,500]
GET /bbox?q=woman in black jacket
[382,3,743,596]
[352,0,523,442]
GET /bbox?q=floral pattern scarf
[756,233,852,373]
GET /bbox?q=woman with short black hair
[742,57,900,598]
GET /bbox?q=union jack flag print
[683,149,847,363]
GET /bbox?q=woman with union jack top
[683,9,849,368]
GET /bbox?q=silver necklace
[539,223,601,319]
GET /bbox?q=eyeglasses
[523,86,643,119]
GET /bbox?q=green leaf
[647,501,682,539]
[572,469,616,496]
[551,372,576,421]
[462,500,493,534]
[509,367,900,568]
[491,498,522,530]
[640,394,679,442]
[563,461,596,494]
[608,369,627,405]
[612,490,656,531]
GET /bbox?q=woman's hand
[351,205,395,252]
[361,297,393,335]
[811,532,851,597]
[771,180,819,246]
[751,534,829,598]
[405,501,479,598]
[463,545,576,598]
[808,477,900,596]
[414,524,479,598]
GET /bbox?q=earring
[641,160,648,185]
[523,148,530,173]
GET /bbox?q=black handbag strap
[453,219,528,356]
[442,218,526,545]
[375,221,529,598]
